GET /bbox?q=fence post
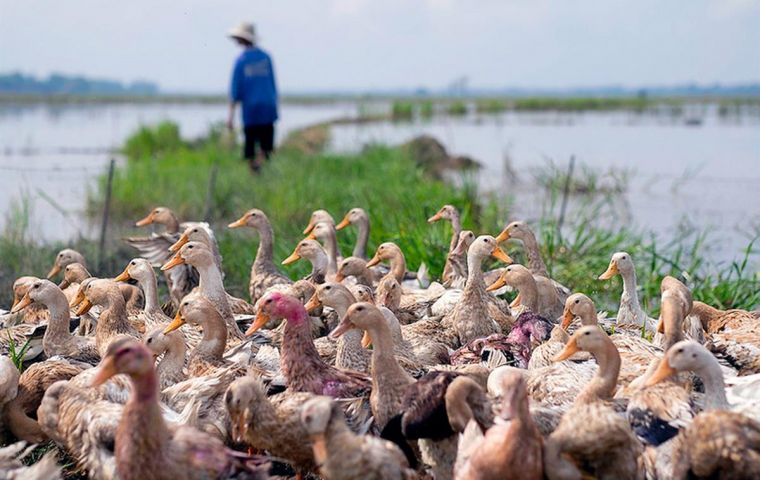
[203,160,219,223]
[98,158,116,271]
[557,155,575,237]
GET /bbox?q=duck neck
[695,360,729,410]
[326,293,353,318]
[448,215,462,252]
[323,230,339,275]
[309,254,328,284]
[162,215,180,235]
[515,276,539,313]
[103,289,130,329]
[368,322,409,382]
[45,289,74,339]
[119,369,169,469]
[157,340,186,381]
[195,260,227,307]
[577,341,620,403]
[389,250,406,284]
[521,233,548,277]
[194,315,228,364]
[661,297,685,350]
[578,308,598,326]
[690,302,719,333]
[464,252,486,295]
[620,269,645,325]
[325,413,353,450]
[353,218,369,259]
[138,273,162,315]
[5,399,44,442]
[281,309,329,383]
[254,222,275,266]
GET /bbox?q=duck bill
[486,276,506,293]
[310,433,328,465]
[365,254,381,268]
[227,216,247,229]
[169,233,189,252]
[509,293,522,308]
[495,228,511,244]
[303,220,316,235]
[427,211,443,223]
[58,278,71,289]
[645,358,677,387]
[656,316,665,334]
[451,237,468,256]
[305,232,317,241]
[552,338,579,362]
[598,261,619,280]
[90,356,118,387]
[76,299,94,316]
[161,254,185,271]
[334,271,345,282]
[561,308,574,329]
[163,312,186,334]
[70,289,86,308]
[232,410,249,443]
[135,212,155,227]
[304,293,322,313]
[329,319,354,339]
[113,268,132,283]
[491,246,513,264]
[246,311,270,336]
[361,330,372,348]
[46,264,61,279]
[10,293,32,314]
[282,251,301,265]
[335,216,351,230]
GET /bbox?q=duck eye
[357,306,364,311]
[33,284,40,289]
[677,348,684,354]
[147,338,153,344]
[265,298,272,304]
[325,286,331,290]
[130,261,136,266]
[584,331,590,335]
[575,299,579,304]
[188,245,193,249]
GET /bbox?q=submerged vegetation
[1,120,758,313]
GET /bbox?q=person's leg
[243,125,261,173]
[259,123,275,159]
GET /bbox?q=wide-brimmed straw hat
[228,22,256,44]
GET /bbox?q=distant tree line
[0,71,159,95]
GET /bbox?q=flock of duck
[1,204,759,479]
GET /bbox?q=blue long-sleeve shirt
[230,47,278,126]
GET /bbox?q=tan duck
[114,259,171,330]
[46,248,87,280]
[300,395,411,480]
[143,326,187,389]
[57,263,143,324]
[11,279,99,363]
[442,235,513,346]
[599,252,658,333]
[495,221,570,301]
[303,209,335,234]
[71,278,141,357]
[656,276,694,351]
[544,326,643,480]
[646,340,760,478]
[428,204,465,285]
[336,207,371,260]
[90,338,269,480]
[162,242,245,340]
[2,358,83,443]
[226,376,317,477]
[366,242,408,284]
[282,238,330,284]
[305,283,370,373]
[228,208,293,304]
[487,263,563,321]
[453,370,543,480]
[689,301,760,374]
[306,221,341,275]
[5,276,49,326]
[335,256,377,287]
[331,302,414,429]
[690,300,758,334]
[561,292,660,385]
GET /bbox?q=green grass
[447,101,468,116]
[391,100,415,121]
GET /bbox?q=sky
[1,0,759,93]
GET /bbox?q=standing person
[227,22,278,173]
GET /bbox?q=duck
[453,369,543,480]
[248,292,370,397]
[4,276,49,326]
[335,256,376,287]
[330,302,414,429]
[45,248,87,280]
[561,292,660,385]
[226,376,317,477]
[70,278,141,357]
[336,207,371,260]
[114,259,171,330]
[487,263,563,321]
[495,221,570,301]
[228,208,293,305]
[89,338,269,480]
[303,209,335,234]
[161,241,245,341]
[646,340,760,478]
[0,441,61,479]
[300,395,412,480]
[305,283,370,373]
[690,300,758,334]
[366,242,408,284]
[282,239,330,284]
[143,326,187,389]
[57,263,143,322]
[11,279,99,363]
[428,204,464,286]
[598,252,658,334]
[704,324,760,375]
[442,235,513,346]
[2,358,84,443]
[306,222,341,275]
[544,326,643,480]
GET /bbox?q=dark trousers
[243,123,275,160]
